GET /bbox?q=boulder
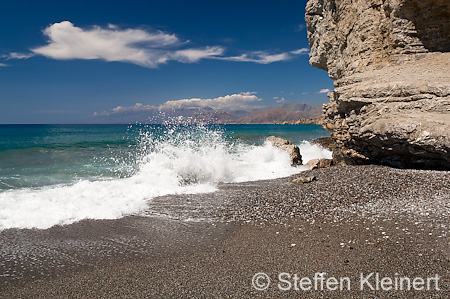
[305,159,320,170]
[318,158,333,168]
[266,136,302,165]
[305,158,333,170]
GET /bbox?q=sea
[0,123,331,230]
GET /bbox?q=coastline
[2,165,450,297]
[224,118,324,125]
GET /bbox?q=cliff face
[306,0,450,169]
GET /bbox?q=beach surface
[1,165,450,298]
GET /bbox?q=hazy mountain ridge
[91,102,323,124]
[230,103,322,124]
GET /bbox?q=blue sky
[0,0,333,124]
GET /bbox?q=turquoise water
[0,123,330,230]
[0,124,329,191]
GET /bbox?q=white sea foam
[0,125,331,230]
[299,141,333,163]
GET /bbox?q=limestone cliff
[306,0,450,169]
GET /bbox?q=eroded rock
[305,158,333,169]
[305,159,320,170]
[266,136,303,165]
[305,0,450,169]
[318,159,333,168]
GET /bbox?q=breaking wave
[0,124,331,230]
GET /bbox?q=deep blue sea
[0,124,331,230]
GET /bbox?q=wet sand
[1,165,450,298]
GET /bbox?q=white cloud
[8,21,309,68]
[0,63,8,67]
[5,52,34,60]
[95,92,263,116]
[93,103,157,116]
[113,103,156,114]
[31,21,225,68]
[219,48,309,64]
[290,48,309,55]
[318,88,331,94]
[276,98,286,103]
[222,52,290,64]
[173,46,224,63]
[161,92,261,110]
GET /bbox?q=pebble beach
[1,164,450,298]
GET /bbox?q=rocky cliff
[305,0,450,169]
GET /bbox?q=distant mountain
[91,102,322,124]
[231,103,321,124]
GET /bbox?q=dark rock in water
[306,0,450,170]
[266,136,302,165]
[292,176,316,184]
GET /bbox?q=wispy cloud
[290,48,309,55]
[172,47,224,63]
[0,63,8,67]
[317,88,331,94]
[218,48,309,64]
[4,52,35,60]
[109,103,156,115]
[275,97,286,103]
[95,92,262,116]
[6,21,309,68]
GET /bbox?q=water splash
[0,123,331,230]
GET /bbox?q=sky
[0,0,333,124]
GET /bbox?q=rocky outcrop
[292,117,323,125]
[312,137,336,151]
[305,0,450,169]
[266,136,303,165]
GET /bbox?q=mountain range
[91,103,322,124]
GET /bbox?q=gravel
[147,164,450,227]
[2,164,450,298]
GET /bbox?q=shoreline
[1,165,450,297]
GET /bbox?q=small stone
[292,176,316,184]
